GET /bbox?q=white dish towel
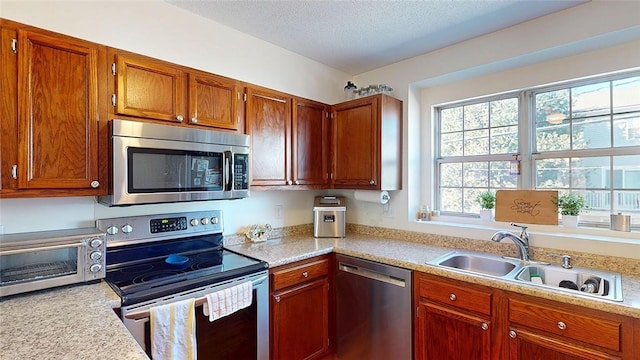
[203,281,253,322]
[150,298,197,360]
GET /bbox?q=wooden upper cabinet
[188,71,241,131]
[110,49,241,132]
[331,94,402,190]
[292,98,329,187]
[245,86,292,186]
[113,51,185,122]
[12,27,104,192]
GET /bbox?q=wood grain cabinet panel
[330,94,401,190]
[188,71,241,131]
[270,256,333,360]
[1,19,106,197]
[292,98,329,187]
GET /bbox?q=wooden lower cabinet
[414,272,496,360]
[415,271,638,360]
[270,256,333,360]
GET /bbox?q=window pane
[463,162,488,188]
[441,107,463,133]
[441,132,463,156]
[536,122,571,152]
[490,98,518,127]
[570,157,609,189]
[536,158,570,188]
[464,103,488,130]
[613,112,640,147]
[615,191,640,212]
[612,76,640,113]
[490,161,518,188]
[441,188,462,212]
[440,163,462,187]
[490,125,518,154]
[614,155,640,190]
[464,129,489,155]
[463,188,482,213]
[572,82,610,118]
[535,89,569,124]
[572,115,611,150]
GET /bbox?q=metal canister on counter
[610,213,631,232]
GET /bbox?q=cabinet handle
[11,165,17,179]
[176,115,184,122]
[509,330,517,338]
[481,323,488,331]
[557,321,567,330]
[449,293,457,301]
[90,181,100,188]
[302,271,309,278]
[191,117,198,124]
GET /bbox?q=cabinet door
[292,98,329,186]
[331,96,378,188]
[245,87,291,186]
[113,52,186,122]
[508,327,619,360]
[188,72,241,131]
[17,29,101,190]
[416,301,491,360]
[272,277,329,360]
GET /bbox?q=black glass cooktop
[105,234,268,306]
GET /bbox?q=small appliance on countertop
[313,196,346,238]
[0,228,106,298]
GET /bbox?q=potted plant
[555,192,588,227]
[476,191,495,221]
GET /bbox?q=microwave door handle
[0,241,84,255]
[224,150,232,191]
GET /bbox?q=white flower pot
[479,209,493,221]
[563,215,579,228]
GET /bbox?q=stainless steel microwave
[99,119,250,206]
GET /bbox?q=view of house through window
[436,72,640,227]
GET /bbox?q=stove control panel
[96,210,224,246]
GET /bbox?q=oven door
[121,271,268,360]
[0,241,87,297]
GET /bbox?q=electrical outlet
[275,205,283,219]
[383,204,394,218]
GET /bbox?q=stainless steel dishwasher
[335,254,412,360]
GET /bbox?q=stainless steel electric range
[96,210,269,360]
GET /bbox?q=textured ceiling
[165,0,586,75]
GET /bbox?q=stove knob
[89,264,102,273]
[190,218,199,226]
[122,224,133,234]
[89,238,103,248]
[90,251,103,261]
[106,225,119,235]
[210,217,219,224]
[200,217,210,225]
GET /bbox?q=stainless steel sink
[429,250,523,278]
[515,265,624,302]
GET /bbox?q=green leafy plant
[476,191,496,210]
[554,193,588,216]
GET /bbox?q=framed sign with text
[495,190,559,225]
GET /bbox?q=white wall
[0,0,344,235]
[348,1,640,258]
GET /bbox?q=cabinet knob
[191,117,198,124]
[90,180,100,188]
[557,321,567,330]
[274,295,281,303]
[449,293,457,301]
[481,323,488,331]
[302,271,309,278]
[287,180,293,185]
[176,115,184,122]
[369,180,375,185]
[509,330,517,338]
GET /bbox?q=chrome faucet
[491,223,530,261]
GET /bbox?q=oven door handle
[0,241,84,255]
[124,275,268,320]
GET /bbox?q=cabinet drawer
[509,298,621,352]
[419,277,492,316]
[272,258,329,291]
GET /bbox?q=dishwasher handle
[338,263,406,288]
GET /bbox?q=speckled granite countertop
[227,234,640,319]
[0,281,148,360]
